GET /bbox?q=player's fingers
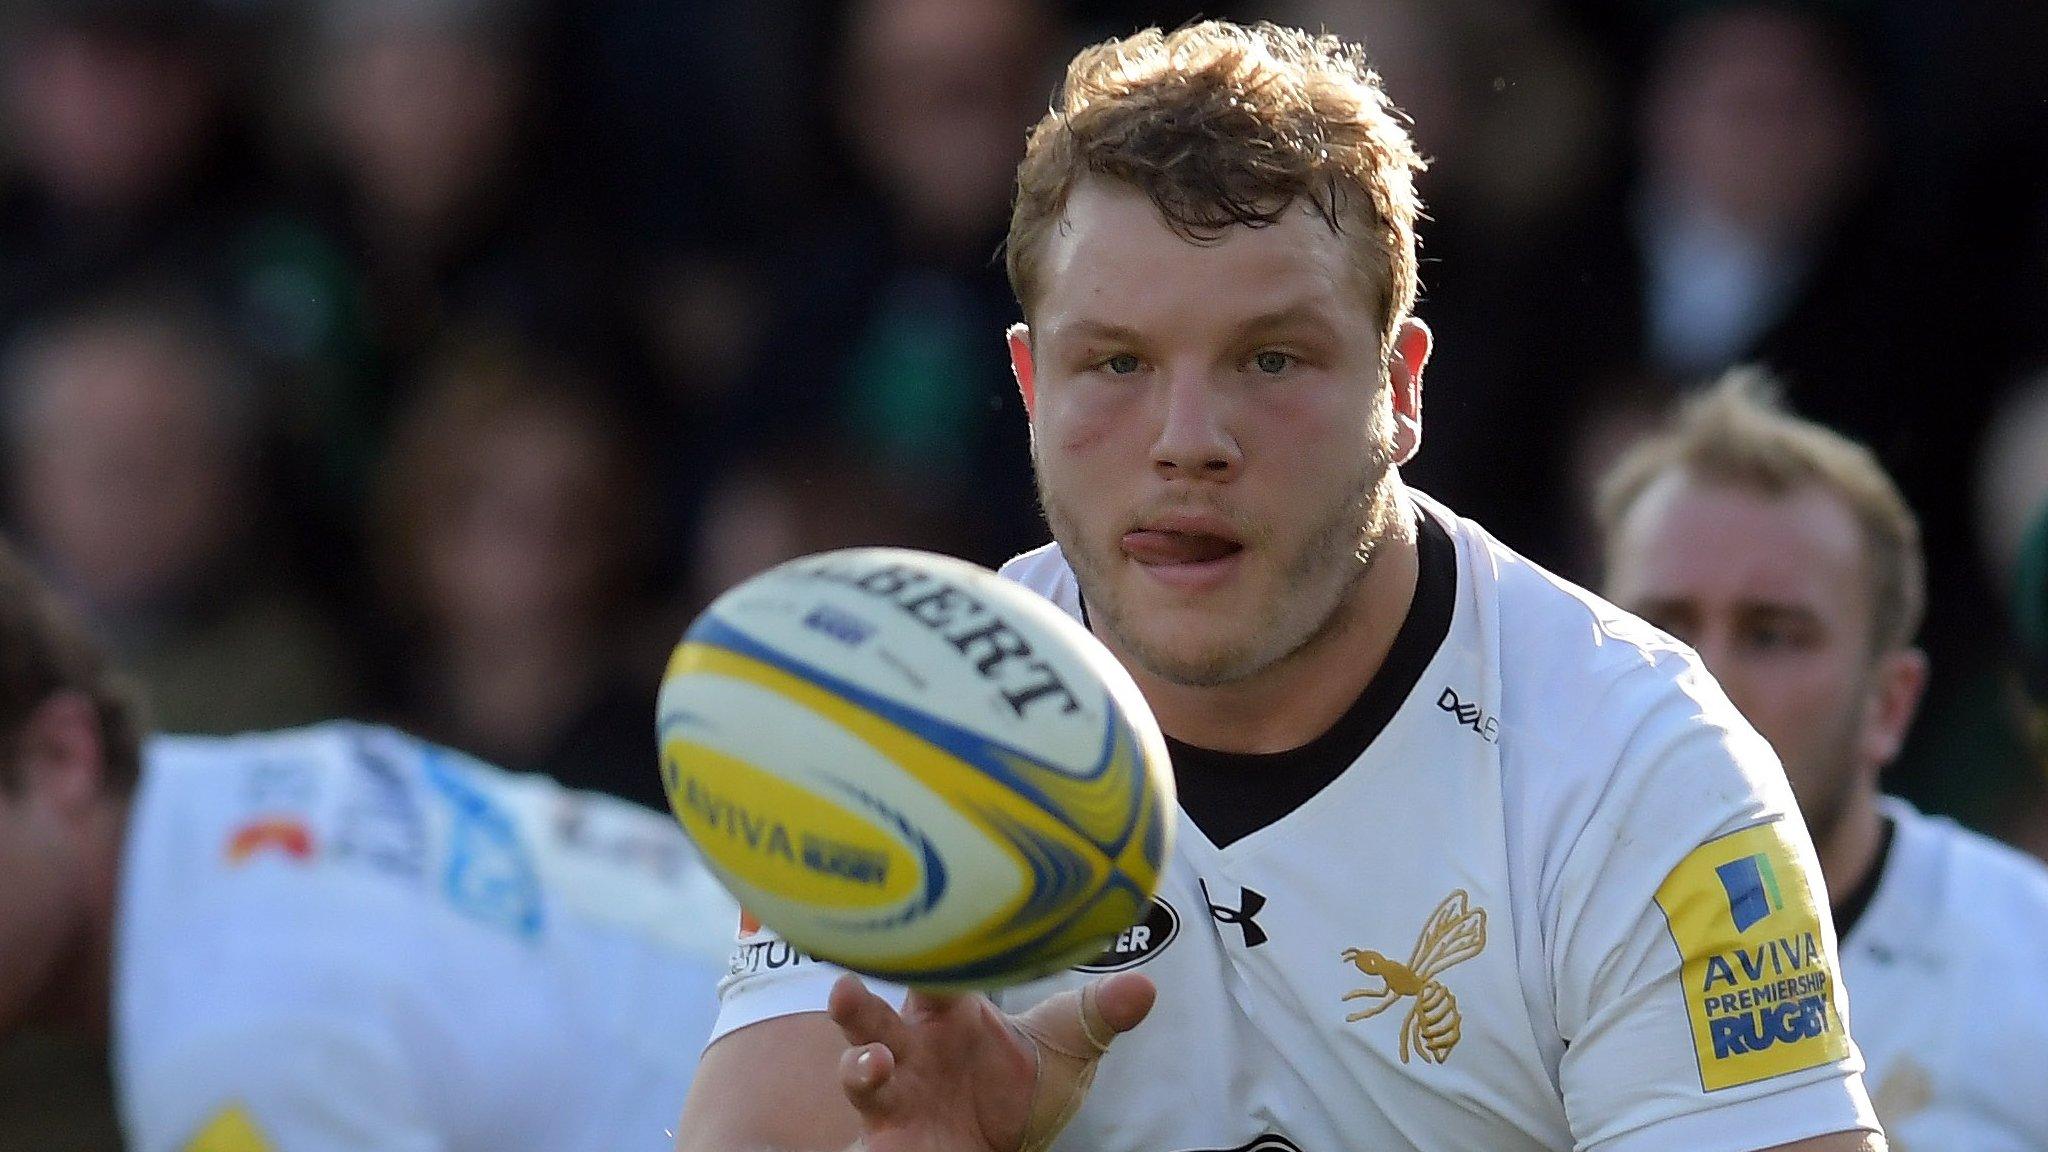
[897,986,974,1028]
[838,1042,900,1120]
[828,973,914,1059]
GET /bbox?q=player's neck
[1136,517,1421,754]
[1817,790,1886,915]
[32,799,126,1038]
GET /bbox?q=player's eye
[1251,350,1295,375]
[1101,353,1142,375]
[1749,626,1790,650]
[1741,620,1808,653]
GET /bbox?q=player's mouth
[1121,514,1246,591]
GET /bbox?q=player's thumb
[1014,971,1155,1059]
[1009,974,1152,1152]
[1089,971,1155,1038]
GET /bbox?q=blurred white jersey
[115,722,736,1152]
[1844,797,2048,1150]
[708,495,1880,1152]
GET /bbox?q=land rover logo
[1074,895,1179,972]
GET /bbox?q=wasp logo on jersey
[1340,889,1487,1064]
[1655,819,1849,1091]
[1176,1137,1305,1152]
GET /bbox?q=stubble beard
[1785,680,1879,859]
[1036,435,1404,689]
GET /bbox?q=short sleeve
[708,910,909,1047]
[1547,671,1880,1152]
[124,1016,441,1152]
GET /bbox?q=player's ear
[1861,646,1928,768]
[1387,318,1431,465]
[16,690,108,820]
[1007,323,1036,415]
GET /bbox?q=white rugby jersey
[1842,797,2048,1150]
[709,495,1880,1151]
[115,722,736,1152]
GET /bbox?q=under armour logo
[1201,879,1269,948]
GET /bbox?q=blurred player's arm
[675,971,1152,1152]
[674,1010,862,1152]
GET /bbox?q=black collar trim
[1832,815,1895,943]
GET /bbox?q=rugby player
[1599,375,2048,1149]
[2019,501,2048,778]
[675,21,1883,1152]
[0,540,736,1152]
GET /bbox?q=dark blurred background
[0,0,2043,1143]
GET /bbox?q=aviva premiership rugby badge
[1655,819,1850,1091]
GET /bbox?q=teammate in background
[2018,502,2048,779]
[676,21,1881,1152]
[1598,376,2048,1149]
[0,540,735,1152]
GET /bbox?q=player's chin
[1140,640,1265,688]
[1116,611,1265,687]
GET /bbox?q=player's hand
[826,970,1155,1152]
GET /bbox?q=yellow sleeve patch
[183,1105,275,1152]
[1654,819,1850,1091]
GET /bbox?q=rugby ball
[657,547,1175,990]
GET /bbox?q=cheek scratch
[1057,429,1111,453]
[1050,409,1118,454]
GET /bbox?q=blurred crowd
[0,0,2044,849]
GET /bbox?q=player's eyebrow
[1051,318,1149,346]
[1228,301,1342,342]
[1734,601,1826,627]
[1626,595,1696,624]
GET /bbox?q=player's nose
[1149,370,1241,481]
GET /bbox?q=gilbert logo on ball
[657,548,1175,990]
